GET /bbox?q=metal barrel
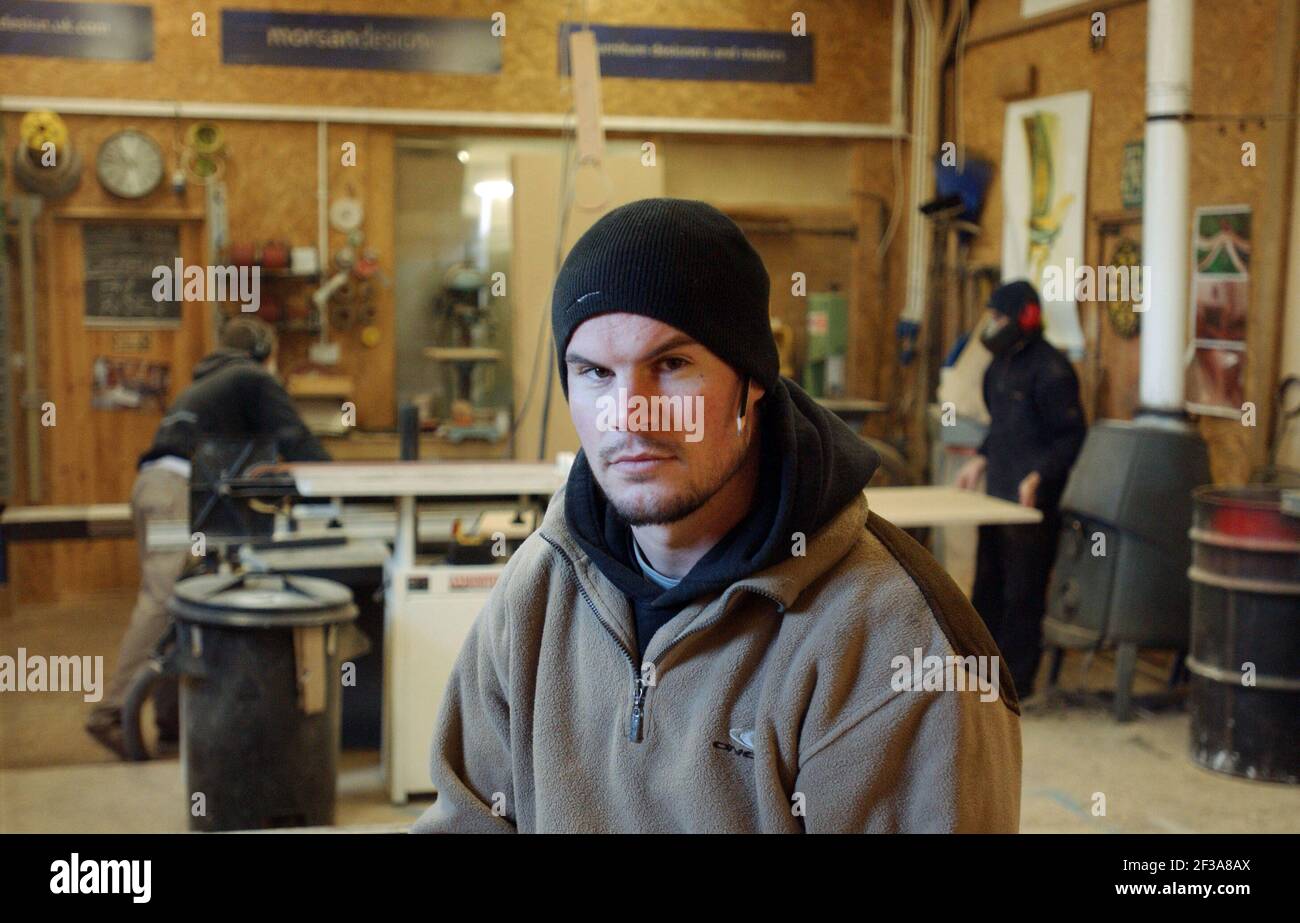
[167,572,358,830]
[1187,486,1300,783]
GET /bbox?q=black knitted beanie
[550,197,779,399]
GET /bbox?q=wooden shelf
[424,347,504,362]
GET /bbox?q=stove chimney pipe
[1139,0,1194,415]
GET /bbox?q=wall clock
[329,196,364,233]
[96,129,164,199]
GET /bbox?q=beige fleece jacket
[411,487,1022,833]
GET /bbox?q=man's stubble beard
[602,431,756,527]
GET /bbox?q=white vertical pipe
[1139,0,1193,412]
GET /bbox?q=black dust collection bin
[1188,487,1300,784]
[1043,420,1211,715]
[166,572,358,831]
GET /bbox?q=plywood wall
[3,0,896,127]
[2,1,903,603]
[958,0,1289,482]
[1,111,398,602]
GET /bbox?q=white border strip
[0,95,906,139]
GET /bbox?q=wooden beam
[1250,0,1300,469]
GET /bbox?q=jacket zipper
[540,534,645,741]
[540,532,787,744]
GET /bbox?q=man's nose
[610,370,663,433]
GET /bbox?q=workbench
[1,468,1038,543]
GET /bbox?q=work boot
[85,711,129,761]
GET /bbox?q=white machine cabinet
[285,462,566,806]
[383,559,504,804]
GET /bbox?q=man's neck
[630,438,763,580]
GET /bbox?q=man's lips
[609,453,674,470]
[612,453,672,463]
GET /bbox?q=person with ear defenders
[954,280,1086,700]
[87,316,330,759]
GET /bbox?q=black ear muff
[249,326,272,361]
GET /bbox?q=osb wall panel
[1,111,397,601]
[959,0,1284,483]
[5,0,896,127]
[1,113,213,602]
[2,113,398,427]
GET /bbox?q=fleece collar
[538,482,870,634]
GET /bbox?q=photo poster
[1001,90,1091,358]
[91,356,170,411]
[1185,205,1251,417]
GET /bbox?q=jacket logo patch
[712,740,754,759]
[729,727,755,750]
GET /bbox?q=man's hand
[955,454,987,491]
[1018,471,1041,508]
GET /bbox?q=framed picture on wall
[1185,205,1251,417]
[1000,90,1092,357]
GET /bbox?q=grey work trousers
[93,465,190,729]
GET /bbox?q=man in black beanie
[955,279,1087,698]
[414,198,1022,833]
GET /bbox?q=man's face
[565,314,762,527]
[983,309,1010,335]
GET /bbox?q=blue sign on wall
[222,10,501,74]
[0,1,152,61]
[558,24,813,83]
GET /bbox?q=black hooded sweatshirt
[138,349,329,468]
[977,331,1086,511]
[565,376,880,663]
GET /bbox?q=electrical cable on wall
[535,0,598,462]
[500,1,594,461]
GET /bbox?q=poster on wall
[221,10,501,74]
[1001,90,1091,357]
[92,357,170,411]
[1121,140,1144,210]
[557,24,813,83]
[0,1,152,61]
[1185,205,1251,417]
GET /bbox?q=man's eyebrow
[565,333,700,367]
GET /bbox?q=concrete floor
[2,590,1297,833]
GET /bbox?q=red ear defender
[1019,301,1042,331]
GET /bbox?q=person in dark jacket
[955,280,1087,698]
[86,316,329,759]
